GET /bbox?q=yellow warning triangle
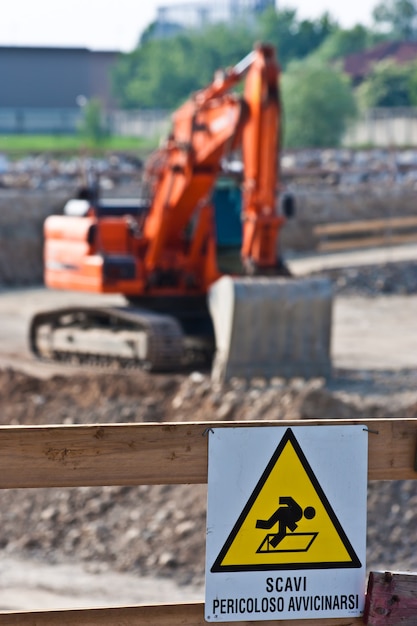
[211,428,361,572]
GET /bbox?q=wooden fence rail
[314,216,417,252]
[0,418,416,626]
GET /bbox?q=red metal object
[364,571,417,625]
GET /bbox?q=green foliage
[373,0,417,39]
[312,25,375,62]
[78,99,109,144]
[282,60,357,147]
[257,8,337,68]
[139,22,158,46]
[112,25,253,110]
[356,59,417,107]
[112,8,339,110]
[120,22,254,109]
[407,61,417,103]
[0,134,156,156]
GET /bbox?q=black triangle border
[211,427,362,572]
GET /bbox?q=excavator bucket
[208,276,333,383]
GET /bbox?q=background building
[0,2,276,135]
[343,41,417,86]
[0,46,119,134]
[154,0,275,38]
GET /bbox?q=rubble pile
[0,367,410,429]
[0,153,143,191]
[282,148,417,189]
[2,148,417,191]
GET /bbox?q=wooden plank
[318,233,417,252]
[364,571,417,625]
[314,216,417,236]
[0,601,364,626]
[0,419,416,488]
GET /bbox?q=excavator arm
[141,43,284,292]
[240,45,284,272]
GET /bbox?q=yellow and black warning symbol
[211,428,361,572]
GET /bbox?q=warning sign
[211,428,361,572]
[205,426,368,622]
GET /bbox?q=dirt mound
[0,368,180,425]
[0,367,411,428]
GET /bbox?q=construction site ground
[0,243,416,611]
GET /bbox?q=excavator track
[29,306,185,372]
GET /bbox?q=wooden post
[364,571,417,625]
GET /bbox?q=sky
[1,0,379,52]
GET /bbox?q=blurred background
[3,0,417,149]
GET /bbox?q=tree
[257,8,337,68]
[112,8,340,110]
[372,0,417,39]
[356,59,414,107]
[112,24,254,110]
[139,22,158,46]
[78,99,108,144]
[312,25,374,62]
[281,61,357,147]
[407,60,417,103]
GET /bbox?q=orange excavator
[29,44,332,380]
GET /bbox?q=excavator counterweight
[32,44,333,381]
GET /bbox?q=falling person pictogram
[256,496,316,552]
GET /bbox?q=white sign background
[205,425,368,621]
